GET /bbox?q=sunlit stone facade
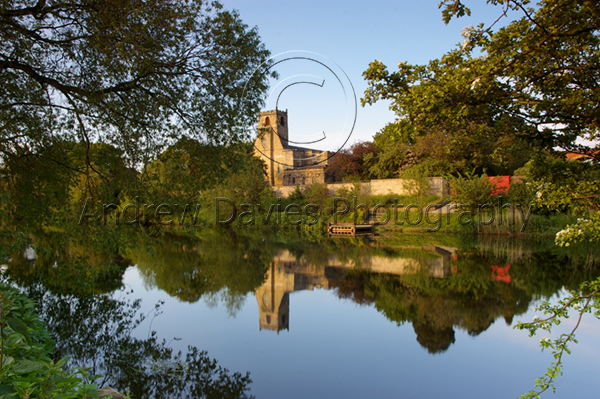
[254,110,330,186]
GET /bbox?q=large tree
[0,0,272,169]
[362,0,600,173]
[0,0,273,230]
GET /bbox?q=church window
[264,116,270,126]
[292,177,296,184]
[280,116,285,125]
[266,315,271,324]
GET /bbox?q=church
[254,109,331,186]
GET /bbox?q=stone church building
[254,109,330,186]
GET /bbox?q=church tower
[254,109,290,185]
[259,109,288,147]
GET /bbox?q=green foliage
[513,161,533,179]
[555,213,600,247]
[1,0,272,163]
[434,0,600,153]
[287,186,305,202]
[400,164,431,200]
[214,157,273,206]
[127,233,268,311]
[330,235,600,358]
[369,122,415,179]
[438,0,471,24]
[506,181,535,206]
[0,284,101,398]
[4,227,135,295]
[0,1,274,234]
[445,169,496,210]
[349,181,372,206]
[302,182,330,208]
[510,158,600,397]
[21,283,255,399]
[514,277,600,399]
[528,154,600,214]
[4,225,600,398]
[362,56,534,176]
[370,118,528,177]
[364,0,600,180]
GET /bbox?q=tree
[369,123,415,179]
[20,283,256,399]
[362,0,600,177]
[0,0,274,232]
[383,1,600,397]
[144,139,260,204]
[441,0,600,155]
[0,0,273,168]
[527,153,600,214]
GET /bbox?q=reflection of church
[255,248,455,333]
[254,109,331,186]
[255,251,331,333]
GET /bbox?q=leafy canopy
[363,0,600,169]
[0,0,273,166]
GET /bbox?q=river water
[6,231,600,399]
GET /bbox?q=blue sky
[223,0,521,150]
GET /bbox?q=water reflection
[255,246,456,334]
[3,229,600,396]
[12,284,255,399]
[250,239,599,355]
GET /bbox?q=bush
[288,186,305,202]
[400,164,431,199]
[349,181,371,205]
[0,284,101,398]
[507,181,535,206]
[303,183,329,207]
[336,186,350,198]
[445,169,496,211]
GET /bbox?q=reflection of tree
[6,230,131,295]
[128,233,268,314]
[413,321,455,354]
[22,284,254,399]
[6,228,272,314]
[332,245,600,354]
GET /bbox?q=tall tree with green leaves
[362,0,600,176]
[1,1,272,161]
[361,2,600,397]
[0,0,273,229]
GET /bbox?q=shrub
[303,182,330,207]
[287,186,305,202]
[401,164,431,199]
[0,284,101,398]
[507,181,535,206]
[445,169,496,211]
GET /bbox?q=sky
[222,0,522,151]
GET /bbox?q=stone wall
[283,167,326,186]
[272,177,448,198]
